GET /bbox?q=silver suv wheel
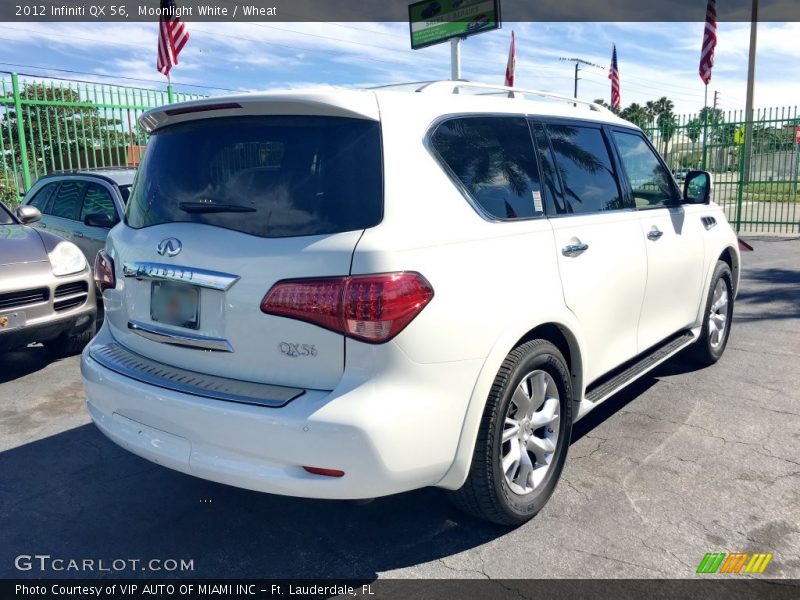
[502,370,560,495]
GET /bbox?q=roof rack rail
[39,166,136,176]
[370,80,609,113]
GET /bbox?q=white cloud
[0,21,798,117]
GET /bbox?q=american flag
[157,0,190,78]
[608,44,620,110]
[504,31,516,87]
[699,0,717,85]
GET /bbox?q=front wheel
[689,260,734,365]
[449,340,573,526]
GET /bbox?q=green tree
[593,98,613,110]
[686,117,703,142]
[619,103,650,129]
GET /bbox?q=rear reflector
[303,466,345,478]
[261,272,434,344]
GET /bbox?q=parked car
[81,82,739,526]
[20,169,135,266]
[0,202,96,355]
[674,168,691,182]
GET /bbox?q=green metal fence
[642,106,800,234]
[2,71,798,233]
[0,71,204,207]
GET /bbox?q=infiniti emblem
[157,238,182,257]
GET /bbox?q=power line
[0,61,239,92]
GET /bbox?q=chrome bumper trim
[128,320,234,353]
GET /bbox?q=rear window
[126,116,383,238]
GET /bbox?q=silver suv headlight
[48,241,87,276]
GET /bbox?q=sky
[1,21,799,117]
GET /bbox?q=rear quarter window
[126,116,383,238]
[430,116,543,220]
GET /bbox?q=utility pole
[559,57,605,99]
[713,90,719,110]
[742,0,758,184]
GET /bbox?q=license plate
[150,281,199,329]
[0,311,26,331]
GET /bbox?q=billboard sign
[409,0,501,50]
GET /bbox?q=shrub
[0,179,21,209]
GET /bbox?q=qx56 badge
[279,342,318,358]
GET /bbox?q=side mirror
[16,205,42,224]
[683,170,712,204]
[84,213,117,229]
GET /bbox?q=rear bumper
[81,326,483,499]
[0,310,95,352]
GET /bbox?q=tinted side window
[81,183,118,222]
[530,122,563,216]
[118,185,131,204]
[612,130,678,208]
[431,117,543,220]
[0,204,13,225]
[28,182,59,213]
[50,181,87,220]
[546,124,623,214]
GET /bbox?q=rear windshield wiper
[179,201,256,214]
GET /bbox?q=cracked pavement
[0,236,798,580]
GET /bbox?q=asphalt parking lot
[1,237,798,580]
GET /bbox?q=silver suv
[21,169,135,265]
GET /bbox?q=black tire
[45,321,96,358]
[449,339,573,526]
[688,260,734,366]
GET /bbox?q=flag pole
[167,72,174,104]
[702,83,709,170]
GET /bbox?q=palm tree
[619,103,650,129]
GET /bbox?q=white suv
[81,82,740,525]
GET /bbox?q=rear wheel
[689,260,734,365]
[449,340,573,526]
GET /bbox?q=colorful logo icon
[696,552,773,574]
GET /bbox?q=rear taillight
[94,250,116,292]
[261,272,434,344]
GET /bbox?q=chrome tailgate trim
[88,342,304,408]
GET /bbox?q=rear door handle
[562,243,589,257]
[73,231,84,238]
[647,229,663,241]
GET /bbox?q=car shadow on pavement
[0,345,62,384]
[735,267,800,322]
[0,356,698,581]
[0,423,507,580]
